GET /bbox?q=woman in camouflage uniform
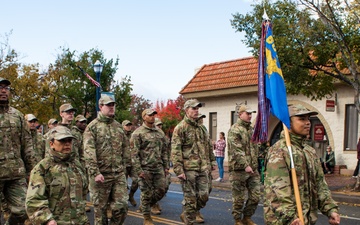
[26,126,89,225]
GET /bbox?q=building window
[231,111,237,125]
[344,104,358,151]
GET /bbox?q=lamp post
[93,60,103,112]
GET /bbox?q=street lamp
[93,60,103,112]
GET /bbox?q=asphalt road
[87,183,360,225]
[2,182,358,224]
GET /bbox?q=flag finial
[263,9,270,21]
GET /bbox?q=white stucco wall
[197,86,359,170]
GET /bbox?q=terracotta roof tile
[180,56,258,94]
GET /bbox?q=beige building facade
[180,57,359,170]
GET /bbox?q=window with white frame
[344,104,358,151]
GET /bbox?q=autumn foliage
[154,95,185,137]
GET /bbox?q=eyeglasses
[0,86,10,91]
[28,120,37,124]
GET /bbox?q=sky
[1,1,254,103]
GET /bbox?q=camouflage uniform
[131,121,169,216]
[171,115,216,224]
[227,117,260,221]
[71,125,85,167]
[264,132,339,224]
[154,118,172,193]
[26,126,89,225]
[84,112,128,225]
[29,129,45,165]
[0,77,35,224]
[121,120,138,206]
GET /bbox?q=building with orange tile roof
[179,56,359,171]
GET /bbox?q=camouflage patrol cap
[238,105,256,114]
[122,120,132,126]
[288,104,318,117]
[25,114,38,122]
[155,118,163,126]
[60,103,77,112]
[198,114,206,119]
[48,118,58,125]
[142,109,157,118]
[75,115,87,122]
[49,126,75,140]
[99,95,115,105]
[0,77,11,85]
[184,99,202,109]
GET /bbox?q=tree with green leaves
[231,0,360,111]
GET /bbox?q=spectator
[214,132,226,182]
[323,146,336,174]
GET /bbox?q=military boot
[156,202,162,211]
[143,214,154,225]
[242,216,257,225]
[235,219,245,225]
[128,191,137,207]
[180,212,194,225]
[151,204,161,215]
[195,211,204,223]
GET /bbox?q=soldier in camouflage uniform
[227,105,259,225]
[154,118,171,193]
[171,99,216,225]
[154,118,171,213]
[57,103,80,160]
[84,95,128,225]
[26,126,89,225]
[131,109,169,225]
[122,120,138,207]
[72,114,87,168]
[0,77,35,224]
[43,118,58,140]
[25,114,45,166]
[264,104,340,225]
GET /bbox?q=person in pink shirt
[214,132,226,182]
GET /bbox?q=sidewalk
[170,168,360,205]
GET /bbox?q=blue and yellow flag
[252,21,290,143]
[264,22,290,129]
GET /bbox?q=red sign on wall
[326,100,335,112]
[314,124,325,141]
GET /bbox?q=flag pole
[283,124,304,225]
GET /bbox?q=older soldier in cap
[26,126,89,225]
[25,114,45,166]
[84,95,128,225]
[131,109,169,225]
[264,104,340,225]
[227,105,259,225]
[122,120,138,207]
[171,99,216,225]
[0,77,35,224]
